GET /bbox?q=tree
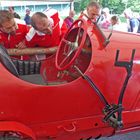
[74,0,90,13]
[74,0,140,15]
[99,0,125,14]
[126,0,140,13]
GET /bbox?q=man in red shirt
[0,10,28,49]
[26,9,68,48]
[0,10,29,59]
[79,1,101,24]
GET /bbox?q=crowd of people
[0,1,140,61]
[99,7,140,33]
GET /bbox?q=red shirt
[0,20,28,49]
[26,9,68,48]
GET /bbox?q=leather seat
[0,45,19,77]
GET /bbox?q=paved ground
[95,130,140,140]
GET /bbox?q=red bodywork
[0,19,140,140]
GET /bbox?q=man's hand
[15,40,26,49]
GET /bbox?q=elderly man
[124,9,139,33]
[64,10,75,28]
[26,9,68,48]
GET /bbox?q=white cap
[124,8,132,17]
[102,7,109,14]
[26,7,31,12]
[124,8,132,14]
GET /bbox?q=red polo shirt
[26,9,68,48]
[0,20,28,49]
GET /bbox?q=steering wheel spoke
[55,19,87,70]
[59,47,75,67]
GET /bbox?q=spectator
[64,10,75,28]
[111,16,118,26]
[0,10,29,59]
[124,9,139,33]
[26,9,68,49]
[137,15,140,33]
[8,6,20,19]
[100,7,111,29]
[24,7,31,25]
[79,1,101,24]
[109,15,123,31]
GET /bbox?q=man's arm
[7,47,57,56]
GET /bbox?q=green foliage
[74,0,140,15]
[126,0,140,12]
[96,0,125,14]
[74,0,90,13]
[119,16,126,23]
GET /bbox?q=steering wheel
[0,45,19,77]
[55,19,87,70]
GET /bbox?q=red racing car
[0,19,140,140]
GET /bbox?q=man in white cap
[124,9,139,33]
[24,7,31,25]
